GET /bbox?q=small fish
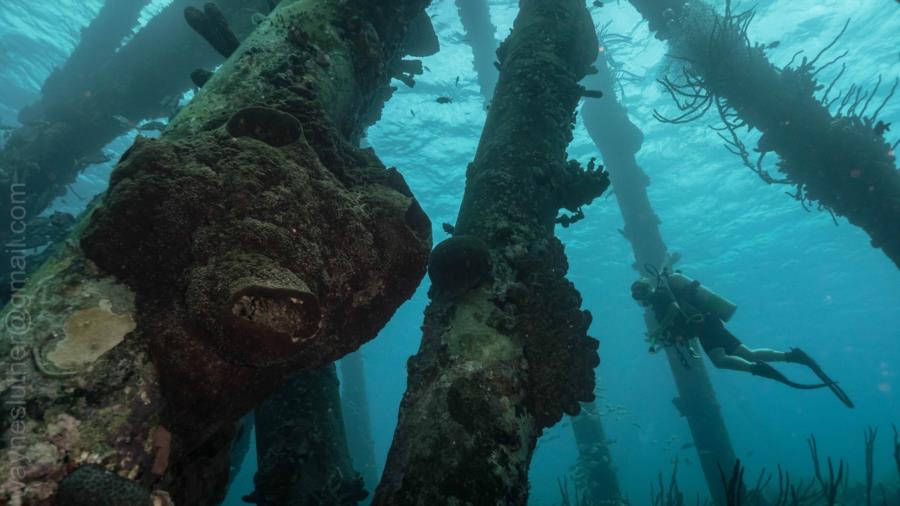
[766,41,780,49]
[593,0,604,6]
[410,109,416,117]
[455,76,460,87]
[436,96,453,104]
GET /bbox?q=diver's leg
[706,347,753,372]
[785,347,855,408]
[709,347,832,390]
[747,361,830,390]
[785,347,817,366]
[732,345,787,363]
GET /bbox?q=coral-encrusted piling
[0,0,272,258]
[452,8,626,500]
[41,0,153,100]
[570,401,623,503]
[247,365,365,505]
[0,0,432,503]
[629,0,900,268]
[373,1,608,503]
[581,35,737,506]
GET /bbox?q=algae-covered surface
[0,0,898,505]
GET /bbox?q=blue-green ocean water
[2,1,897,504]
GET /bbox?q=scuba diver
[630,267,854,408]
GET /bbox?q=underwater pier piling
[249,365,364,505]
[0,0,273,254]
[455,4,626,499]
[628,0,900,269]
[581,35,737,506]
[0,0,434,503]
[374,0,609,503]
[243,359,374,505]
[340,351,380,495]
[454,0,499,100]
[38,0,153,102]
[570,400,623,503]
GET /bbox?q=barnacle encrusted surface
[226,106,303,147]
[0,0,434,504]
[632,0,900,268]
[78,0,434,436]
[81,115,430,433]
[374,0,604,503]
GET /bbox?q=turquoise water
[2,1,898,504]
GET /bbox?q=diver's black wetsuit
[640,277,854,407]
[647,288,742,354]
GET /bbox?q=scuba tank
[666,272,738,322]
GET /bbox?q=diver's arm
[653,290,684,330]
[658,302,681,327]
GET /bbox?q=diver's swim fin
[786,348,855,408]
[750,361,831,390]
